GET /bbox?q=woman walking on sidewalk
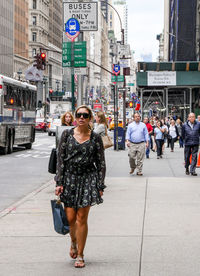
[168,120,179,152]
[154,120,165,159]
[55,105,106,268]
[61,111,74,126]
[93,111,108,136]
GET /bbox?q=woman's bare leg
[65,207,77,258]
[76,206,90,257]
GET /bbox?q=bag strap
[105,125,108,136]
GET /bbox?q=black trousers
[170,137,177,150]
[156,139,164,156]
[184,145,199,173]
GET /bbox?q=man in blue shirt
[126,113,149,176]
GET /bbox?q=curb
[0,179,54,219]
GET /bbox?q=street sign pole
[116,83,119,151]
[71,42,75,113]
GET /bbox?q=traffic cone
[197,152,200,168]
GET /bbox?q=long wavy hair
[61,111,74,126]
[96,111,108,128]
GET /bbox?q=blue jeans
[179,136,184,148]
[146,137,151,157]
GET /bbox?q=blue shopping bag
[51,199,70,235]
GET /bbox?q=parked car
[109,119,123,130]
[48,118,61,136]
[35,117,47,132]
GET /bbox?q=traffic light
[40,52,46,69]
[49,89,53,94]
[34,54,42,70]
[129,101,133,108]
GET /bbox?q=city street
[0,132,54,212]
[0,137,200,275]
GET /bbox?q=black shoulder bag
[48,129,71,174]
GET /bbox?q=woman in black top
[55,105,106,268]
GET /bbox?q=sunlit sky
[127,0,164,61]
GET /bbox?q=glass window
[32,32,37,42]
[32,48,37,57]
[33,0,37,9]
[33,16,37,25]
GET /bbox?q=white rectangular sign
[74,67,88,75]
[64,2,98,31]
[120,59,129,68]
[148,71,176,86]
[118,44,131,57]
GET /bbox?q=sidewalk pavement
[0,146,200,276]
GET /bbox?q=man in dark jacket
[182,113,200,176]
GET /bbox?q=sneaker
[157,156,160,159]
[191,172,197,176]
[160,155,163,158]
[137,172,143,176]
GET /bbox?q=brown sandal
[74,255,85,268]
[69,242,78,259]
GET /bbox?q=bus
[0,74,37,154]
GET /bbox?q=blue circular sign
[65,18,80,41]
[113,64,120,73]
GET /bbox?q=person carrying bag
[94,111,113,149]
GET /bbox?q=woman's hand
[99,190,103,197]
[55,186,63,196]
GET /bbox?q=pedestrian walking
[182,113,200,176]
[61,111,74,126]
[143,117,153,158]
[161,119,168,153]
[150,119,156,152]
[126,113,149,176]
[176,119,184,148]
[168,120,179,152]
[55,105,106,268]
[154,120,165,159]
[93,111,108,136]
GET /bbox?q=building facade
[0,1,14,76]
[169,0,197,61]
[29,0,49,63]
[163,0,170,61]
[48,0,62,91]
[113,0,128,44]
[14,0,29,80]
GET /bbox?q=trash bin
[114,127,126,150]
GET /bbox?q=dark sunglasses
[76,112,90,119]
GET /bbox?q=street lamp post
[100,0,125,150]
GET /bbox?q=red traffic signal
[40,53,46,59]
[49,89,53,94]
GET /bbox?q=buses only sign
[64,2,98,31]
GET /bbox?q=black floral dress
[56,128,106,210]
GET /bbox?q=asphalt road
[0,132,54,212]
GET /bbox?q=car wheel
[8,132,14,154]
[24,143,32,150]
